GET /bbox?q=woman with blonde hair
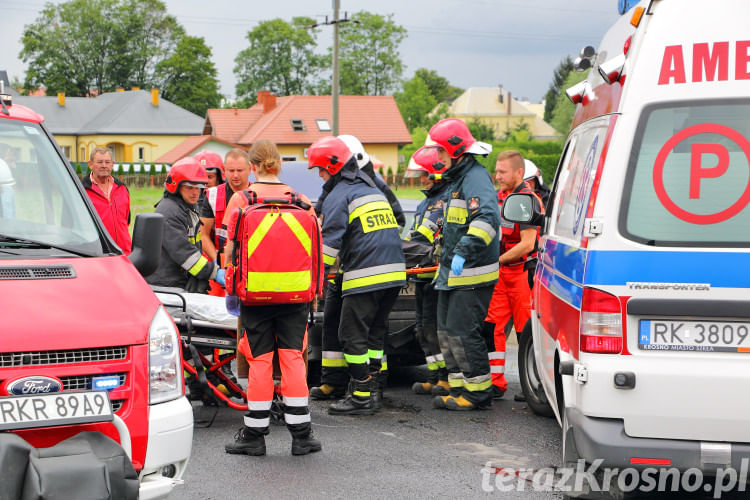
[222,139,321,457]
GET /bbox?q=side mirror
[502,193,544,227]
[129,213,163,277]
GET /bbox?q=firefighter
[523,159,550,208]
[308,136,406,416]
[146,157,224,292]
[428,118,500,411]
[310,134,405,407]
[223,139,321,456]
[486,150,544,399]
[403,146,451,396]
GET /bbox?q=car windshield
[621,100,750,247]
[0,118,103,255]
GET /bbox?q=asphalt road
[175,346,565,499]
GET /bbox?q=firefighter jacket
[435,155,500,291]
[82,175,132,254]
[498,181,544,267]
[146,191,219,290]
[319,159,406,297]
[316,162,405,228]
[404,181,450,281]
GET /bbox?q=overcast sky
[2,0,621,102]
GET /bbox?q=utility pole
[332,0,340,136]
[307,3,358,136]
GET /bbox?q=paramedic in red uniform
[82,147,132,254]
[223,139,321,457]
[200,148,252,265]
[486,150,543,398]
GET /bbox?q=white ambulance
[504,0,750,496]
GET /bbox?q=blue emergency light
[617,0,639,15]
[92,375,121,390]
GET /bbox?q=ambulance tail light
[580,287,622,354]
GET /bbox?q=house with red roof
[203,91,412,175]
[155,135,243,164]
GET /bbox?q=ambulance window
[548,119,609,245]
[621,101,750,246]
[0,120,102,254]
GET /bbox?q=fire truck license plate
[0,391,113,431]
[639,320,750,352]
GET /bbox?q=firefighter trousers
[320,273,349,387]
[338,287,400,381]
[238,302,311,436]
[415,281,445,383]
[437,285,494,405]
[485,266,532,392]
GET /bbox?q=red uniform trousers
[237,302,311,434]
[485,264,532,391]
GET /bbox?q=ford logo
[6,376,63,395]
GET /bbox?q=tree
[155,36,222,117]
[394,75,436,131]
[234,17,323,105]
[543,56,574,123]
[20,0,184,96]
[337,12,406,96]
[414,68,463,102]
[549,69,589,134]
[467,119,496,143]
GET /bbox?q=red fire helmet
[165,157,208,193]
[307,136,353,175]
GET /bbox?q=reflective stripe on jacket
[435,155,500,290]
[319,159,406,296]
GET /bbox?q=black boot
[288,423,322,456]
[309,384,346,400]
[224,426,267,456]
[328,377,375,416]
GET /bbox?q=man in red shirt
[82,147,132,254]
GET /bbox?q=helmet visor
[181,181,206,189]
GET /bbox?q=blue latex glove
[451,254,465,275]
[215,268,226,286]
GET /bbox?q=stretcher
[151,287,249,426]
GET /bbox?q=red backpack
[225,190,323,305]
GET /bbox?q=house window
[80,147,86,161]
[290,119,305,132]
[138,147,145,161]
[61,146,71,160]
[281,156,297,162]
[316,119,331,131]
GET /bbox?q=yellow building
[445,87,560,141]
[15,90,204,163]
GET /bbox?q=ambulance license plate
[638,320,750,352]
[0,391,113,431]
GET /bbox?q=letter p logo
[689,143,729,198]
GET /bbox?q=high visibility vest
[225,189,323,305]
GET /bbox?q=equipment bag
[226,190,323,305]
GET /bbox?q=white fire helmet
[337,134,370,169]
[523,159,544,186]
